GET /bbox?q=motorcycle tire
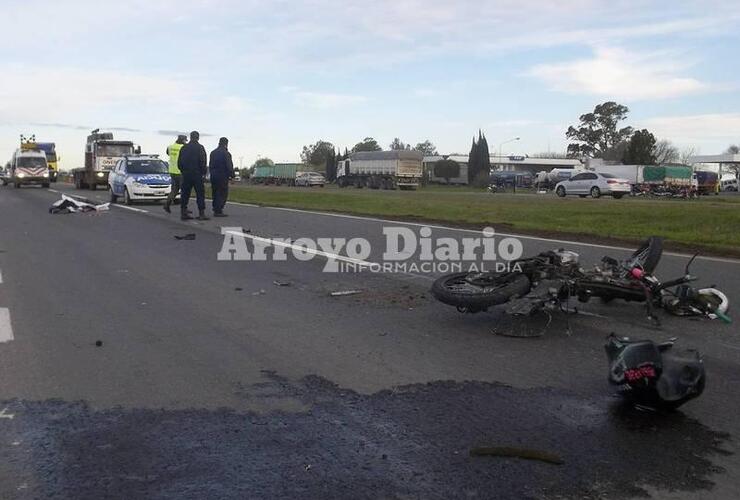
[431,272,531,311]
[629,236,663,274]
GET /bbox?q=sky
[0,0,738,169]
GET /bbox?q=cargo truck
[72,130,138,190]
[337,150,423,190]
[251,163,302,185]
[34,142,59,182]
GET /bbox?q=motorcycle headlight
[96,172,105,178]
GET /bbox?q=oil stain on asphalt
[0,374,731,499]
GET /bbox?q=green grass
[228,184,740,255]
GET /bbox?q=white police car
[108,155,171,204]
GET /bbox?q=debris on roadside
[235,287,243,291]
[273,280,292,287]
[49,194,109,214]
[469,446,563,465]
[174,233,196,240]
[329,290,362,297]
[95,340,103,347]
[252,289,267,296]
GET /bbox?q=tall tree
[389,138,409,150]
[726,144,740,154]
[325,148,337,181]
[624,129,657,164]
[478,131,491,174]
[467,136,479,184]
[414,140,438,156]
[352,137,382,152]
[566,101,633,158]
[653,139,679,165]
[300,140,335,166]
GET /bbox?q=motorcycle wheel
[431,272,531,311]
[628,236,663,274]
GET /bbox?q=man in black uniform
[177,130,209,221]
[209,137,235,217]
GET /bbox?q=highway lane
[0,183,738,499]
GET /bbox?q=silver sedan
[555,171,631,199]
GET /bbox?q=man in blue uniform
[209,137,235,217]
[177,130,209,221]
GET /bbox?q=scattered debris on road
[469,446,563,465]
[174,233,196,240]
[273,280,292,287]
[252,289,267,296]
[329,290,362,297]
[49,194,109,214]
[95,340,103,347]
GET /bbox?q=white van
[9,149,50,188]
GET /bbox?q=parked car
[108,155,171,205]
[555,172,630,199]
[295,171,325,187]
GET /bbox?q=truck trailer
[251,163,302,185]
[72,130,138,190]
[337,150,423,190]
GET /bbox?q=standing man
[209,137,235,217]
[163,134,187,213]
[177,130,209,221]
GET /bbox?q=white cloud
[640,113,740,143]
[0,64,199,123]
[287,89,367,110]
[527,47,708,100]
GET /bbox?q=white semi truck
[337,150,423,190]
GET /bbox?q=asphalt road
[0,183,738,499]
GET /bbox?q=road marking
[47,188,60,194]
[0,408,14,419]
[113,204,149,213]
[223,230,435,281]
[254,205,740,265]
[0,308,12,343]
[225,230,377,268]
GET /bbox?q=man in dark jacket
[177,130,209,221]
[209,137,235,217]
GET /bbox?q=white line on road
[113,204,149,213]
[223,230,435,281]
[0,308,13,343]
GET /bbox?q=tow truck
[72,129,138,190]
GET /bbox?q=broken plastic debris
[273,280,292,287]
[49,194,109,214]
[330,290,362,297]
[174,233,196,240]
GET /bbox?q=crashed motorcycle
[431,236,731,324]
[605,334,705,410]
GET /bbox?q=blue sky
[0,0,738,169]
